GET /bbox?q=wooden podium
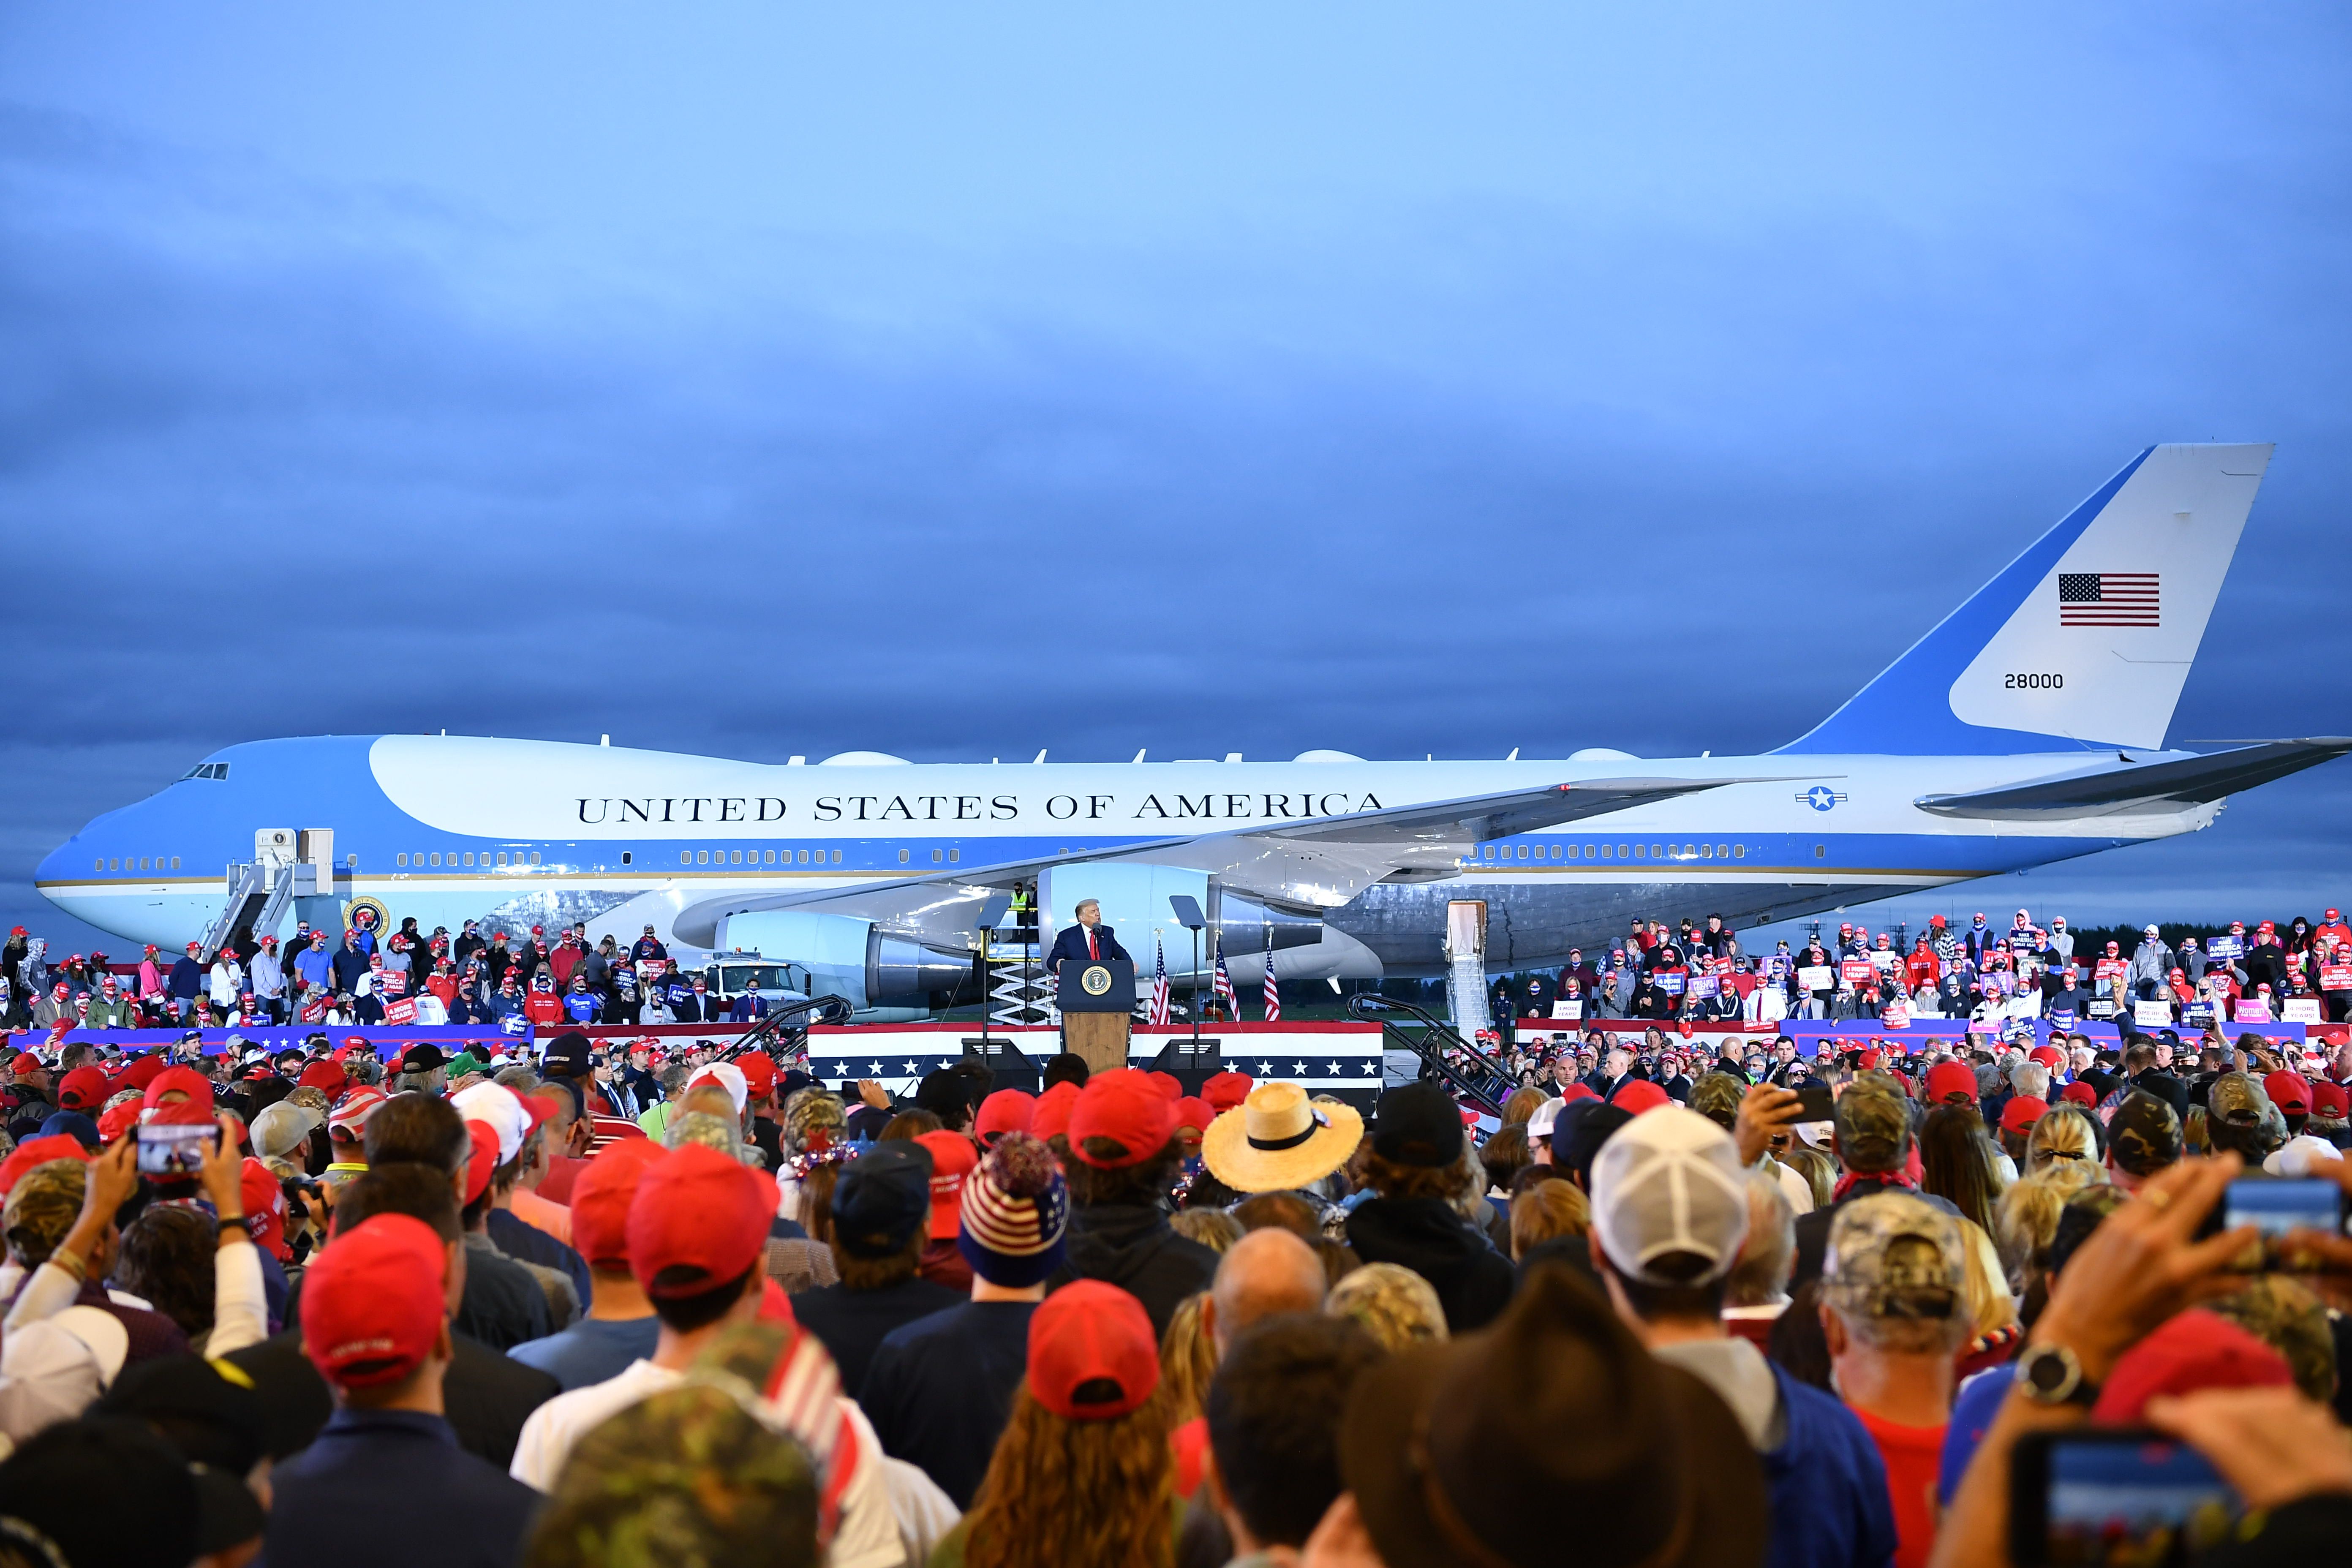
[1056,958,1136,1076]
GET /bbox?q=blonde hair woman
[2023,1105,2099,1175]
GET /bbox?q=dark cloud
[3,14,2349,950]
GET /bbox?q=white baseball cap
[453,1081,530,1165]
[686,1060,749,1116]
[1589,1105,1751,1287]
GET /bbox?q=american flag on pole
[1213,951,1237,1019]
[1149,935,1171,1026]
[2058,572,2160,627]
[1261,934,1281,1022]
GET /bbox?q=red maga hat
[1026,1280,1159,1421]
[302,1213,447,1388]
[572,1140,667,1271]
[1067,1070,1177,1168]
[626,1143,773,1296]
[2000,1096,2049,1135]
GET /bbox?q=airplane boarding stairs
[1346,993,1513,1117]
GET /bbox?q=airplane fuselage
[37,734,2216,976]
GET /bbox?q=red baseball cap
[2000,1096,2049,1135]
[1925,1062,1978,1106]
[56,1065,109,1112]
[121,1056,167,1093]
[297,1060,348,1095]
[974,1089,1034,1145]
[302,1213,448,1388]
[1173,1097,1214,1135]
[2028,1045,2064,1070]
[1029,1081,1081,1143]
[142,1065,213,1113]
[735,1054,776,1099]
[9,1053,39,1074]
[1026,1280,1159,1421]
[461,1120,501,1206]
[1610,1080,1672,1115]
[2058,1081,2099,1110]
[626,1142,773,1297]
[2091,1308,2292,1424]
[1560,1083,1599,1104]
[2262,1071,2312,1115]
[2312,1081,2349,1119]
[1067,1070,1176,1168]
[572,1140,667,1270]
[1143,1071,1183,1103]
[98,1102,142,1143]
[1200,1071,1254,1113]
[0,1135,95,1197]
[914,1130,977,1241]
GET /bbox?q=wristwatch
[2016,1342,2100,1408]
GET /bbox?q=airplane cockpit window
[180,762,230,781]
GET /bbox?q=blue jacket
[1046,923,1130,969]
[168,956,206,999]
[1763,1364,1900,1568]
[261,1407,538,1568]
[729,992,768,1022]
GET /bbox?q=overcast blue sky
[4,3,2348,951]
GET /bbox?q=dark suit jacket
[1046,923,1130,969]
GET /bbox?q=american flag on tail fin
[1150,935,1171,1026]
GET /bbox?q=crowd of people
[1489,906,2352,1028]
[0,900,2347,1565]
[0,989,2338,1564]
[0,914,768,1034]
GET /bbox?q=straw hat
[1201,1082,1364,1193]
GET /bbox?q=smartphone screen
[1794,1083,1836,1123]
[2018,1432,2236,1565]
[2224,1178,2346,1239]
[135,1120,215,1176]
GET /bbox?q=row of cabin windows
[396,851,541,868]
[1482,842,1752,861]
[99,858,182,871]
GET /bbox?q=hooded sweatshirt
[1056,1203,1217,1340]
[1345,1194,1515,1333]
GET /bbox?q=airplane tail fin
[1775,443,2273,756]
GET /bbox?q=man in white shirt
[508,1143,913,1568]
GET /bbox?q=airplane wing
[670,773,1811,946]
[1913,738,2352,821]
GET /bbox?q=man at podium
[1046,899,1130,969]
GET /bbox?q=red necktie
[1087,930,1098,960]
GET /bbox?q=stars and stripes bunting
[2058,572,2159,627]
[1149,935,1171,1026]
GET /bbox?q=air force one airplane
[38,444,2350,1011]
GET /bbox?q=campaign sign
[2205,935,2243,959]
[2283,999,2322,1024]
[1881,998,1911,1028]
[2133,1000,2175,1028]
[2321,964,2352,991]
[382,998,418,1026]
[1799,966,1834,992]
[1551,1001,1584,1020]
[1655,972,1686,996]
[1840,959,1873,986]
[1687,975,1719,1000]
[2237,997,2273,1024]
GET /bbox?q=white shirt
[509,1360,910,1568]
[207,960,243,1006]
